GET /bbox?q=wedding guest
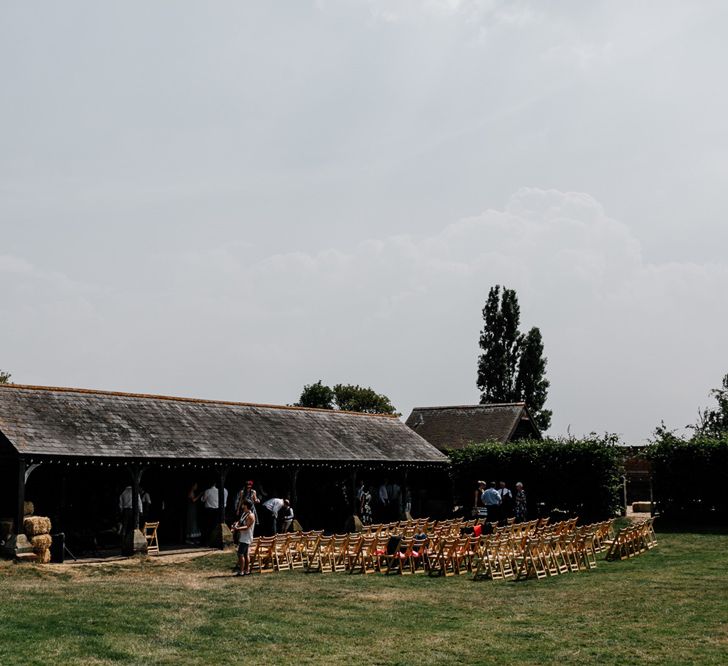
[514,482,528,522]
[186,482,202,544]
[232,499,256,576]
[498,481,513,519]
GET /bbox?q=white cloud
[5,188,722,442]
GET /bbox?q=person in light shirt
[232,499,255,576]
[482,481,501,523]
[201,482,228,538]
[118,485,142,536]
[261,497,290,535]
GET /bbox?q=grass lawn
[1,529,727,665]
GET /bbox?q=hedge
[647,434,728,522]
[448,435,623,523]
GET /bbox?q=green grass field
[1,529,727,665]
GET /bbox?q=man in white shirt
[201,482,228,539]
[261,497,290,535]
[118,486,142,536]
[482,481,501,522]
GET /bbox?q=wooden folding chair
[253,537,276,573]
[273,535,291,572]
[516,538,548,580]
[143,522,160,556]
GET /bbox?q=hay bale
[24,516,51,537]
[36,548,51,564]
[31,534,52,552]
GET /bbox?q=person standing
[498,481,513,520]
[235,480,260,525]
[232,499,256,576]
[388,480,402,521]
[514,482,528,522]
[360,485,373,526]
[118,485,142,537]
[377,479,389,522]
[140,487,152,522]
[473,480,487,519]
[482,481,501,523]
[201,481,228,538]
[186,482,202,544]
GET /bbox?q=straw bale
[24,516,51,537]
[31,534,52,552]
[36,548,51,564]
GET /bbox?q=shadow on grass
[655,521,728,535]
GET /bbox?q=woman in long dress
[186,482,202,544]
[514,482,527,522]
[360,487,373,526]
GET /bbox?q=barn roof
[405,403,540,451]
[0,384,447,466]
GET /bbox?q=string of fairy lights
[18,457,446,472]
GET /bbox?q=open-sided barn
[0,384,447,557]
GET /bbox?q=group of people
[228,482,294,576]
[473,480,527,523]
[186,479,295,547]
[356,478,410,525]
[118,485,153,537]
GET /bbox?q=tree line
[295,284,553,428]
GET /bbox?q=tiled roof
[405,403,540,450]
[0,384,448,464]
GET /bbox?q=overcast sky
[2,1,728,442]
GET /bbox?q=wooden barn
[405,403,541,451]
[0,384,447,558]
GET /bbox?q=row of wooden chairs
[244,518,593,577]
[472,528,601,581]
[605,519,657,560]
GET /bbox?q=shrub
[448,435,623,522]
[647,433,728,522]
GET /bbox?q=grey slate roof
[0,385,447,465]
[405,403,540,451]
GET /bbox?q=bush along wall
[647,433,728,523]
[448,435,623,523]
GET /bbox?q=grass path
[1,530,727,665]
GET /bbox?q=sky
[2,0,728,443]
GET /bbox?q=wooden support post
[123,464,147,556]
[1,457,34,558]
[217,467,228,527]
[16,457,26,536]
[212,467,232,550]
[289,468,299,507]
[350,470,358,514]
[649,474,655,517]
[403,469,410,519]
[131,466,142,532]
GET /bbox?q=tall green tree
[295,380,334,409]
[294,381,398,415]
[693,373,728,437]
[515,327,552,431]
[477,285,551,431]
[332,384,398,415]
[0,369,10,384]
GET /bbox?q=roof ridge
[411,403,526,411]
[0,383,398,419]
